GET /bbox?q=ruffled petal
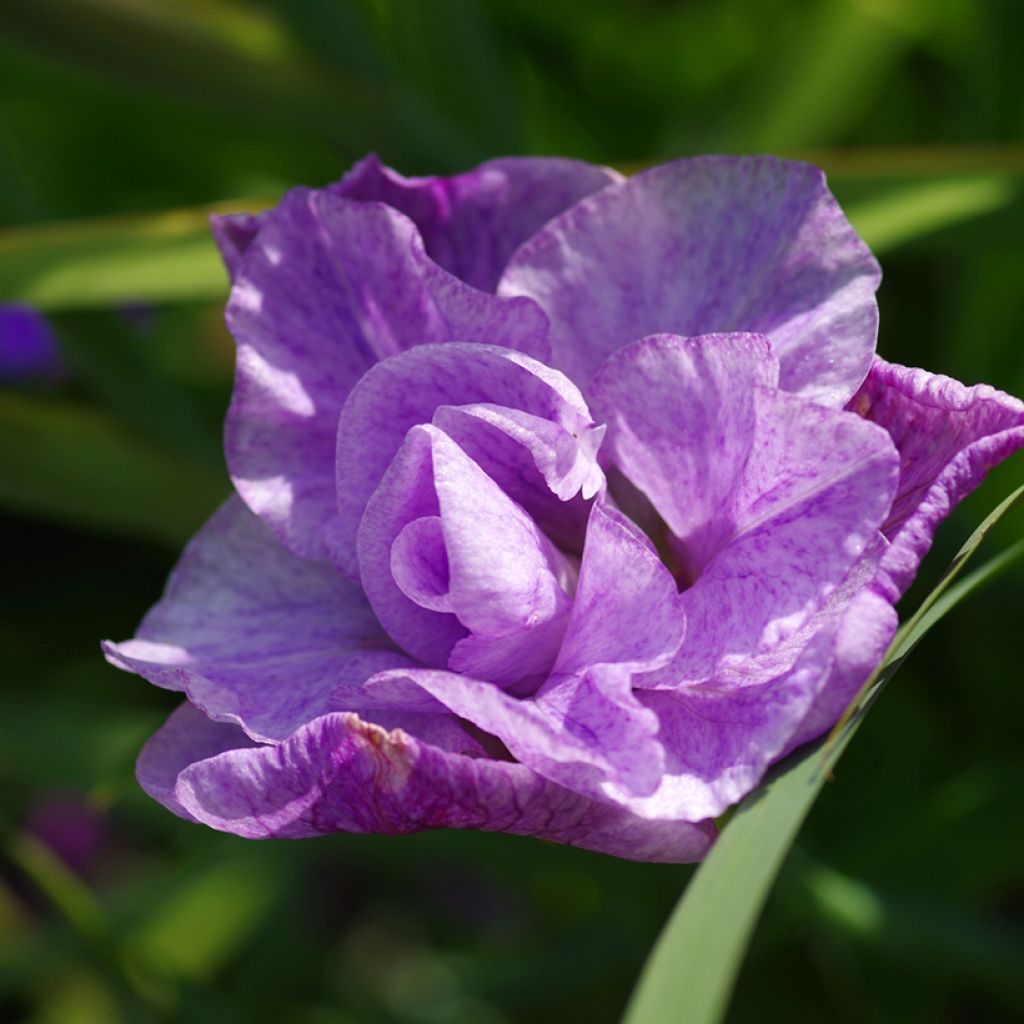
[225,191,549,565]
[146,706,714,862]
[499,156,879,405]
[783,587,897,753]
[103,497,407,742]
[335,342,602,574]
[643,386,899,689]
[357,424,573,685]
[592,333,779,578]
[334,153,622,292]
[385,503,681,799]
[849,357,1024,600]
[136,703,259,821]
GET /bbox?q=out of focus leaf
[0,202,270,310]
[2,0,392,153]
[786,852,1024,1006]
[0,392,227,543]
[132,852,292,983]
[846,175,1019,253]
[621,481,1024,1024]
[53,310,221,464]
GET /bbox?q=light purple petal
[642,385,899,689]
[356,425,467,667]
[357,424,573,686]
[335,342,603,574]
[104,497,407,742]
[552,502,683,677]
[148,707,714,862]
[387,503,682,798]
[225,192,549,565]
[592,333,779,579]
[335,153,622,292]
[499,156,880,404]
[849,357,1024,600]
[630,639,832,821]
[614,582,897,820]
[136,702,260,822]
[783,586,897,753]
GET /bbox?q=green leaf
[0,392,227,543]
[621,481,1024,1024]
[845,175,1019,254]
[0,201,267,310]
[131,850,293,983]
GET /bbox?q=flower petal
[850,357,1024,600]
[499,156,879,404]
[386,502,682,798]
[149,707,714,862]
[103,497,407,742]
[335,342,602,574]
[642,386,899,689]
[335,153,622,291]
[357,424,573,685]
[225,191,549,564]
[209,211,266,280]
[592,332,779,579]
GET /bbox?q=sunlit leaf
[621,482,1024,1024]
[846,176,1019,254]
[131,851,293,982]
[0,201,269,310]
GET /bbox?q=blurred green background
[1,1,1023,1022]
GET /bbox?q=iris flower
[105,156,1024,862]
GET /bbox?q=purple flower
[0,305,64,383]
[104,155,1024,862]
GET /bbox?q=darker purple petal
[850,357,1024,600]
[154,707,715,862]
[335,153,621,291]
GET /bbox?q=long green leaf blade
[621,482,1024,1024]
[0,392,227,543]
[0,201,271,310]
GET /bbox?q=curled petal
[225,192,549,565]
[143,705,715,863]
[336,342,602,574]
[358,426,573,684]
[642,385,899,689]
[389,502,684,799]
[103,497,407,742]
[850,357,1024,600]
[335,153,622,291]
[592,332,779,577]
[500,156,879,404]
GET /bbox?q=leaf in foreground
[621,481,1024,1024]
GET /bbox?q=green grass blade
[621,482,1024,1024]
[2,150,1021,312]
[846,176,1019,254]
[0,200,271,310]
[0,392,227,543]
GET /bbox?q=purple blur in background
[0,304,64,383]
